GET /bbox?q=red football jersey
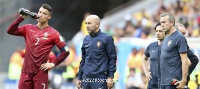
[7,16,66,74]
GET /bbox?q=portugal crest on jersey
[168,40,172,46]
[97,41,101,47]
[42,32,48,40]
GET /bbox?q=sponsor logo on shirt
[168,40,172,46]
[152,50,155,52]
[42,32,48,40]
[97,41,101,47]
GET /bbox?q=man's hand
[174,80,186,89]
[40,63,55,71]
[145,72,152,81]
[107,77,114,89]
[77,80,82,89]
[20,14,29,19]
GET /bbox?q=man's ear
[96,23,99,28]
[48,15,51,20]
[171,21,175,25]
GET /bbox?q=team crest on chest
[97,41,101,47]
[168,40,172,46]
[42,32,48,40]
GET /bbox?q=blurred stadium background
[0,0,200,89]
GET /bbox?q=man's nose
[161,24,164,27]
[38,13,42,17]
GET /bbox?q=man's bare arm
[142,55,151,81]
[175,52,189,88]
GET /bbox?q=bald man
[176,23,199,86]
[77,15,117,89]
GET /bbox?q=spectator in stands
[127,48,138,69]
[8,47,24,80]
[62,42,77,83]
[103,24,113,36]
[134,48,144,70]
[126,68,145,89]
[124,24,135,37]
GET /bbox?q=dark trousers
[81,81,107,89]
[81,74,108,89]
[161,85,176,89]
[147,79,159,89]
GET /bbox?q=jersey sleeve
[15,24,30,36]
[144,44,150,57]
[53,31,66,49]
[48,51,56,63]
[7,16,28,36]
[106,36,117,78]
[177,36,188,53]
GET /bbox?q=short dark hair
[41,4,53,15]
[154,22,161,31]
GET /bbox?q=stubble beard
[165,29,169,35]
[88,29,95,36]
[159,38,164,42]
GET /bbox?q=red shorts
[18,70,48,89]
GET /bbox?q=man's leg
[18,72,33,89]
[33,70,48,89]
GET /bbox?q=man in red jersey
[7,4,70,89]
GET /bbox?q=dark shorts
[18,70,48,89]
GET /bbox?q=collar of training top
[89,29,101,37]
